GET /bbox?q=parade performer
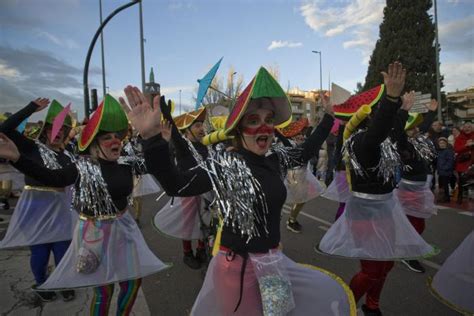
[152,106,213,269]
[281,117,325,233]
[0,99,76,302]
[428,230,474,315]
[124,67,356,316]
[321,122,351,220]
[0,95,168,315]
[394,94,438,274]
[318,62,434,316]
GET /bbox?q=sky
[0,0,473,121]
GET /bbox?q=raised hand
[0,133,20,162]
[381,62,406,98]
[426,99,438,112]
[32,98,50,112]
[161,120,172,142]
[121,86,163,140]
[401,91,416,111]
[320,92,334,117]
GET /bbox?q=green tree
[363,0,442,97]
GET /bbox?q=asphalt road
[1,192,471,315]
[138,192,473,316]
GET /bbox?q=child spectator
[437,137,455,202]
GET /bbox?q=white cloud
[441,61,474,92]
[439,15,474,52]
[268,40,303,51]
[35,29,79,49]
[0,60,20,79]
[300,0,385,64]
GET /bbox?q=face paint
[101,138,122,148]
[242,124,274,136]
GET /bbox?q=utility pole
[139,0,146,93]
[99,0,107,98]
[434,0,442,122]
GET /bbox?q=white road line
[282,209,332,227]
[318,225,329,231]
[458,211,474,217]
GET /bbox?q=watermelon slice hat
[174,107,207,131]
[224,67,292,135]
[333,85,385,121]
[37,99,73,138]
[78,94,129,151]
[280,117,309,138]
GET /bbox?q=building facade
[446,86,474,124]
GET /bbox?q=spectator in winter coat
[437,137,455,202]
[454,122,474,203]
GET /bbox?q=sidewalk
[0,220,150,316]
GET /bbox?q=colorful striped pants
[90,278,142,316]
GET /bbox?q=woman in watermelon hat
[394,94,439,274]
[318,62,435,316]
[0,94,168,315]
[153,105,214,270]
[123,67,356,316]
[280,116,326,233]
[0,98,76,302]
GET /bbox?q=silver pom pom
[35,140,62,169]
[375,138,403,184]
[72,158,117,217]
[118,140,147,174]
[408,135,437,162]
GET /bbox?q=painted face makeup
[97,132,124,161]
[240,108,275,156]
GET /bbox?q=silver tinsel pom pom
[269,144,305,179]
[118,140,147,175]
[408,135,437,162]
[72,158,117,217]
[180,139,268,242]
[375,138,403,184]
[35,140,62,169]
[343,130,366,178]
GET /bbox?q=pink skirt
[191,250,356,315]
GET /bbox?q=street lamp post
[83,0,140,118]
[434,0,443,122]
[312,50,323,93]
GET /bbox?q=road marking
[458,211,473,217]
[318,225,329,231]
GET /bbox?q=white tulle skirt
[429,230,474,315]
[319,192,435,260]
[285,165,325,204]
[191,250,356,316]
[132,174,161,197]
[395,179,437,219]
[153,194,212,240]
[321,171,351,203]
[38,210,169,291]
[0,187,76,249]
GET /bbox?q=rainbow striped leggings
[90,278,142,316]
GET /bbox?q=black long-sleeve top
[397,110,437,182]
[350,96,402,194]
[144,114,334,253]
[0,103,74,187]
[12,155,133,215]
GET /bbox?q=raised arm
[122,86,213,196]
[300,113,334,162]
[418,100,438,134]
[0,99,49,155]
[0,133,77,187]
[361,62,405,150]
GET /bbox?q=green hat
[78,94,128,151]
[37,100,73,138]
[224,67,292,135]
[405,112,424,130]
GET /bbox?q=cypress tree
[363,0,442,97]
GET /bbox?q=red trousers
[407,215,425,235]
[349,260,394,310]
